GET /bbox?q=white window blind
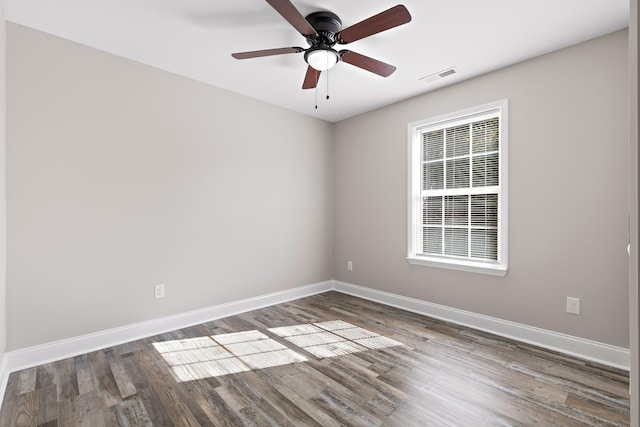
[408,100,508,275]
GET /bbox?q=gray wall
[6,24,334,350]
[4,23,631,352]
[333,30,630,348]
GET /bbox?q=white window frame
[407,99,508,276]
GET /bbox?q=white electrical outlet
[347,260,353,271]
[566,297,580,315]
[155,284,165,299]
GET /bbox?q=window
[407,100,508,276]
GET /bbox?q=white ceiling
[2,0,630,122]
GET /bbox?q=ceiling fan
[231,0,412,90]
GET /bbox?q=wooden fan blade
[266,0,317,37]
[340,50,397,77]
[232,47,304,60]
[302,66,321,89]
[337,5,411,44]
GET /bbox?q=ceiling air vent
[419,67,460,84]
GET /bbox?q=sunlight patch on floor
[153,331,307,382]
[153,321,402,382]
[268,321,403,359]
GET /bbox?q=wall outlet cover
[566,297,580,315]
[155,284,165,299]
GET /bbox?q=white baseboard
[3,280,333,374]
[0,278,629,404]
[0,353,7,408]
[332,280,630,370]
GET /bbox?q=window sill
[407,256,508,277]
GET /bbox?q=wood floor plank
[13,389,38,427]
[34,364,54,393]
[144,345,219,426]
[104,348,137,399]
[15,368,37,396]
[133,349,204,426]
[0,370,39,427]
[102,405,120,427]
[0,291,629,426]
[109,396,154,427]
[311,359,404,416]
[36,385,57,426]
[54,359,79,402]
[1,371,21,418]
[73,355,94,396]
[216,372,300,427]
[236,369,324,427]
[117,353,176,426]
[311,386,384,426]
[251,367,342,427]
[84,351,122,408]
[58,391,105,427]
[565,391,630,425]
[184,379,245,426]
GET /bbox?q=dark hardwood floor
[0,291,630,426]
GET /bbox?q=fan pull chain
[326,55,330,100]
[313,68,322,109]
[326,68,330,100]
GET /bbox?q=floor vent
[419,67,460,84]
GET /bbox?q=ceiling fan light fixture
[231,2,412,90]
[305,48,339,71]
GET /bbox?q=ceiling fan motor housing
[305,11,342,47]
